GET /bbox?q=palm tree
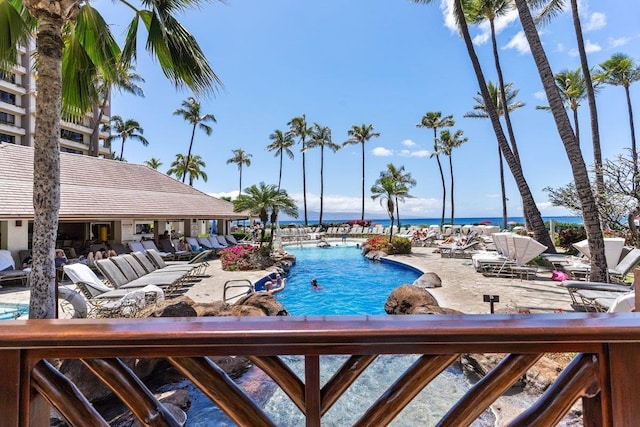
[226,149,252,196]
[411,0,556,255]
[173,97,216,183]
[103,115,149,161]
[0,0,221,318]
[417,112,454,228]
[465,81,525,230]
[266,129,295,190]
[167,153,208,186]
[343,123,381,222]
[89,62,145,157]
[233,182,298,248]
[514,0,606,281]
[144,158,163,170]
[381,164,415,229]
[306,124,341,226]
[535,0,604,195]
[597,53,640,188]
[288,115,312,225]
[439,129,468,225]
[371,176,401,242]
[536,68,587,145]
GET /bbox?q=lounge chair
[439,239,481,259]
[558,279,631,311]
[144,249,210,276]
[95,257,188,296]
[563,248,640,283]
[0,249,29,287]
[140,240,174,260]
[186,237,208,252]
[214,235,230,248]
[160,239,192,260]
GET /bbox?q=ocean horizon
[278,215,583,227]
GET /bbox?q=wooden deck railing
[2,313,640,426]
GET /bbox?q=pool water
[0,302,28,320]
[276,243,422,315]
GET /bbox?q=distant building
[0,41,112,156]
[0,143,247,265]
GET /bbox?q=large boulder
[385,284,440,314]
[410,305,462,315]
[413,272,442,289]
[234,292,289,316]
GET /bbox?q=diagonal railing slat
[31,360,109,427]
[509,353,601,426]
[354,354,461,426]
[320,354,378,415]
[439,353,543,426]
[80,358,182,427]
[248,355,306,412]
[168,356,275,427]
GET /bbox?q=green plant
[364,235,412,255]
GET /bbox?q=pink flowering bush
[219,244,272,271]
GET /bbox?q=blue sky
[97,0,640,220]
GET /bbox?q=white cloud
[471,8,519,46]
[209,190,239,200]
[556,43,565,52]
[371,147,393,157]
[486,193,501,199]
[410,150,430,158]
[441,0,457,33]
[533,90,546,100]
[402,139,416,147]
[503,31,530,54]
[609,36,630,48]
[583,12,606,32]
[569,39,601,56]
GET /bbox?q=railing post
[305,355,321,427]
[607,343,640,426]
[0,349,21,426]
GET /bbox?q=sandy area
[0,240,575,315]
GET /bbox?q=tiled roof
[0,143,247,220]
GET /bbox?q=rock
[409,305,462,315]
[364,250,385,261]
[385,284,440,314]
[139,296,197,317]
[192,301,230,316]
[413,272,442,288]
[234,292,289,316]
[209,356,252,379]
[227,304,269,316]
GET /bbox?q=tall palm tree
[411,0,556,255]
[173,97,216,183]
[103,115,149,161]
[535,0,604,195]
[371,176,402,242]
[514,0,606,281]
[144,158,163,170]
[233,182,298,248]
[266,129,295,190]
[288,115,312,225]
[465,81,525,230]
[89,62,145,157]
[439,129,468,225]
[597,53,640,188]
[0,0,221,318]
[226,149,252,196]
[167,153,208,186]
[306,124,341,225]
[381,163,415,229]
[536,68,587,145]
[343,123,381,221]
[417,112,454,228]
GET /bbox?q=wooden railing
[2,313,640,426]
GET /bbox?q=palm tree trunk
[571,0,604,196]
[436,154,446,228]
[395,198,401,229]
[449,155,455,225]
[514,0,606,280]
[278,151,283,191]
[572,108,580,146]
[626,86,638,190]
[360,142,365,221]
[119,137,126,161]
[302,139,308,226]
[89,87,111,157]
[498,145,508,230]
[184,123,197,183]
[319,146,324,226]
[30,14,64,319]
[238,166,243,195]
[388,200,395,242]
[452,0,555,252]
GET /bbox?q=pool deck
[0,240,576,315]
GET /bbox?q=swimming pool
[274,243,422,315]
[0,302,28,320]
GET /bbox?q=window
[60,129,84,143]
[0,133,15,144]
[60,147,83,154]
[0,91,16,105]
[0,70,16,84]
[0,112,15,125]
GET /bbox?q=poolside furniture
[439,239,481,259]
[563,248,640,283]
[0,249,29,287]
[159,238,192,260]
[558,279,631,311]
[213,235,230,248]
[140,240,174,260]
[95,257,191,296]
[137,249,208,277]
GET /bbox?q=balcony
[2,313,640,426]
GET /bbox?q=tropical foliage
[103,115,149,161]
[219,244,270,271]
[344,123,380,222]
[226,149,252,196]
[167,154,208,186]
[174,97,217,183]
[364,235,412,255]
[380,164,415,229]
[306,124,340,225]
[144,158,163,169]
[288,115,312,225]
[266,129,295,190]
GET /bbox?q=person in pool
[311,278,322,290]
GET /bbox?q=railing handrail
[2,313,640,351]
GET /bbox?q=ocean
[278,216,583,227]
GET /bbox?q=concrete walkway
[0,243,576,315]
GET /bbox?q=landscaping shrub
[558,227,587,248]
[219,244,272,271]
[364,235,412,255]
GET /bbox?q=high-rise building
[0,42,111,156]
